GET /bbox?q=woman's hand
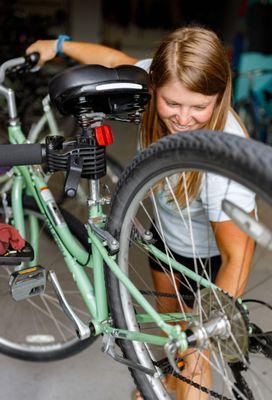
[26,40,57,66]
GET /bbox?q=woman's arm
[26,40,138,67]
[211,218,255,298]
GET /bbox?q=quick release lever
[64,154,83,198]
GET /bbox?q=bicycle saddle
[49,64,150,116]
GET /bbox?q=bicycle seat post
[88,179,101,207]
[74,110,108,207]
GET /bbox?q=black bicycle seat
[49,64,151,117]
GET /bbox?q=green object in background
[234,52,272,103]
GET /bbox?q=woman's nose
[175,109,191,125]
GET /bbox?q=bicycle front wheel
[107,130,272,399]
[0,196,96,361]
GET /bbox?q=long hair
[141,26,235,205]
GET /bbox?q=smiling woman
[133,29,254,400]
[26,25,254,400]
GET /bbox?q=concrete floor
[0,342,132,400]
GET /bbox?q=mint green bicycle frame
[6,117,221,352]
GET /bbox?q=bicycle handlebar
[0,143,45,167]
[0,52,40,84]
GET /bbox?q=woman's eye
[167,102,178,107]
[194,106,206,110]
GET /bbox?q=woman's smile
[170,120,194,132]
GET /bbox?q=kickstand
[101,333,158,377]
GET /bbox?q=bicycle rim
[107,131,272,399]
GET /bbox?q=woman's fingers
[26,40,57,66]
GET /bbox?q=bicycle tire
[0,196,97,362]
[106,130,272,399]
[106,154,123,184]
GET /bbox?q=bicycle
[234,68,272,144]
[0,56,272,399]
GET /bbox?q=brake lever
[26,52,41,72]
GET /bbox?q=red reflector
[94,125,114,146]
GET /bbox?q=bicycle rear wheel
[107,130,272,399]
[0,196,96,361]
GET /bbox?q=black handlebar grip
[0,144,45,167]
[8,52,41,76]
[25,52,40,68]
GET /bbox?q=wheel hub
[189,289,249,363]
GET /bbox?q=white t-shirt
[135,59,256,258]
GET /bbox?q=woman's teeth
[173,122,189,129]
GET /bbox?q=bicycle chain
[141,289,246,400]
[173,371,233,400]
[153,357,233,400]
[139,289,193,300]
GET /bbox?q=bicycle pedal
[0,242,34,265]
[9,265,46,301]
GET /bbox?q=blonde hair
[141,26,239,204]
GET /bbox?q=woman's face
[156,80,218,134]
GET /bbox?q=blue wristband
[56,35,72,56]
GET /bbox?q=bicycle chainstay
[141,289,252,400]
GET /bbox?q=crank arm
[48,270,90,340]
